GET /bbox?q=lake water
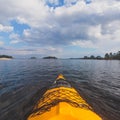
[0,59,120,120]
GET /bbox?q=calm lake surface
[0,59,120,120]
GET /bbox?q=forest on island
[83,51,120,60]
[104,51,120,60]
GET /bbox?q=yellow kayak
[28,74,102,120]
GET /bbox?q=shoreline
[0,58,12,60]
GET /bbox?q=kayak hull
[28,75,102,120]
[28,102,101,120]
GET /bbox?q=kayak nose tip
[56,74,66,80]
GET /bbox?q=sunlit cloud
[0,24,13,32]
[0,41,4,46]
[0,0,120,57]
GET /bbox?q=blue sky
[0,0,120,58]
[10,20,30,35]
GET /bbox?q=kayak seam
[30,88,92,117]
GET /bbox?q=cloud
[10,40,20,44]
[71,40,97,48]
[0,24,13,32]
[0,46,63,57]
[0,0,120,56]
[0,41,4,46]
[9,33,21,44]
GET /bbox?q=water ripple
[0,59,120,120]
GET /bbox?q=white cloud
[88,25,102,39]
[0,24,13,32]
[0,0,49,26]
[0,41,4,46]
[0,0,120,56]
[9,33,21,44]
[88,20,120,48]
[0,46,63,57]
[10,40,20,44]
[23,29,31,37]
[9,33,20,39]
[71,40,97,48]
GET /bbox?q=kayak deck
[28,74,102,120]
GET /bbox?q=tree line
[83,55,103,60]
[105,51,120,60]
[0,55,13,58]
[83,51,120,60]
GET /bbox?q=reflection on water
[0,59,120,120]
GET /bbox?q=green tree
[96,56,102,59]
[109,52,113,59]
[117,51,120,59]
[105,53,109,59]
[84,56,88,59]
[90,55,95,59]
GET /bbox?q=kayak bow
[28,74,102,120]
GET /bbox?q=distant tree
[84,56,88,59]
[0,55,13,58]
[90,55,95,59]
[43,56,57,59]
[118,51,120,55]
[30,57,36,59]
[96,56,102,59]
[110,52,112,57]
[109,52,113,59]
[105,53,109,59]
[104,51,120,60]
[116,51,120,59]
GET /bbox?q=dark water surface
[0,59,120,120]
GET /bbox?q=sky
[0,0,120,58]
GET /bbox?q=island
[30,57,37,59]
[82,55,103,60]
[43,56,57,59]
[104,51,120,60]
[0,55,13,60]
[81,51,120,60]
[69,58,82,59]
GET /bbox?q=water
[0,59,120,120]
